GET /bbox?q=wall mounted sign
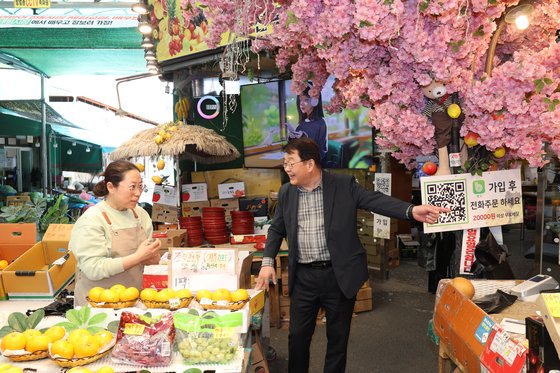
[196,95,220,120]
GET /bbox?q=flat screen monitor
[241,78,374,169]
[285,78,373,169]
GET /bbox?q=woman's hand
[123,238,162,270]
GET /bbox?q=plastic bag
[473,290,517,314]
[111,311,175,366]
[174,310,243,365]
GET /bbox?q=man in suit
[255,137,449,373]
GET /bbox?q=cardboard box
[251,337,270,373]
[6,196,30,206]
[0,223,37,263]
[152,185,178,206]
[181,201,210,217]
[153,229,187,250]
[152,203,179,224]
[142,264,168,290]
[210,198,239,221]
[239,196,268,217]
[218,181,245,199]
[2,224,75,299]
[181,183,208,202]
[354,298,373,313]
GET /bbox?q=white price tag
[449,152,462,167]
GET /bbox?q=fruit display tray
[86,297,139,309]
[141,296,193,310]
[0,346,245,372]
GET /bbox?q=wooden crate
[191,168,282,199]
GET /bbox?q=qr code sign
[425,181,467,224]
[375,178,390,195]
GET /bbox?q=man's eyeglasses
[127,184,144,192]
[283,160,305,169]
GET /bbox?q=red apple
[422,161,438,175]
[464,132,479,148]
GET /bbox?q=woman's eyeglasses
[127,184,144,192]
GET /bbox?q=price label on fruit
[124,323,146,335]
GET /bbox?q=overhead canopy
[0,27,146,76]
[0,100,103,172]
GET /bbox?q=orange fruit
[140,288,158,301]
[94,330,113,347]
[195,289,212,302]
[50,339,74,359]
[73,335,100,358]
[492,147,506,159]
[0,259,8,270]
[22,329,41,340]
[119,287,139,302]
[154,290,170,303]
[175,288,192,299]
[99,289,119,303]
[451,277,475,299]
[25,335,50,352]
[44,326,66,343]
[231,289,249,302]
[1,332,27,351]
[211,288,232,302]
[67,329,91,346]
[109,284,126,295]
[87,287,105,303]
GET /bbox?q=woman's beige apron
[74,208,146,306]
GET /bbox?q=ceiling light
[505,3,534,31]
[138,16,153,35]
[145,50,157,61]
[67,149,72,155]
[72,141,76,147]
[86,146,91,153]
[141,36,154,49]
[53,142,58,148]
[131,0,149,15]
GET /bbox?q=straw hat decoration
[109,122,240,164]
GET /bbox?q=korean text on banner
[373,173,391,239]
[459,228,480,275]
[420,169,523,233]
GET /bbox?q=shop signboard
[420,169,523,233]
[149,0,275,62]
[13,0,50,9]
[0,15,137,27]
[373,173,391,239]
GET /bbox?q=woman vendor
[70,160,161,306]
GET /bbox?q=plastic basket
[141,296,193,310]
[86,296,138,309]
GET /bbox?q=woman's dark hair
[283,137,322,169]
[93,160,140,197]
[296,85,324,123]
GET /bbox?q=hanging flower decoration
[190,0,560,168]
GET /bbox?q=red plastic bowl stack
[231,210,255,235]
[202,207,229,245]
[180,216,204,247]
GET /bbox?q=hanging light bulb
[138,15,153,35]
[86,147,91,153]
[131,0,149,14]
[141,36,154,49]
[145,50,157,61]
[72,141,76,147]
[505,3,534,31]
[53,142,58,148]
[67,149,72,155]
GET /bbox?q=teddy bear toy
[421,79,466,175]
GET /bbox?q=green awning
[0,27,146,76]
